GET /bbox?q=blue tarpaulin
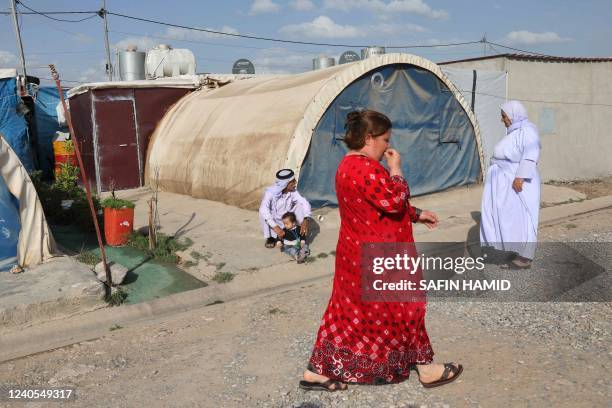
[35,86,68,178]
[0,77,33,171]
[298,64,480,208]
[0,173,20,272]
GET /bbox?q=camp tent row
[0,53,485,270]
[147,53,484,209]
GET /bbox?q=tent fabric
[0,131,55,267]
[0,77,34,171]
[299,64,482,207]
[441,67,507,174]
[0,170,19,271]
[35,86,68,178]
[147,53,484,209]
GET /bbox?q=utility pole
[9,0,27,78]
[100,0,113,81]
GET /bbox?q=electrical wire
[485,41,553,57]
[14,1,98,23]
[443,89,612,108]
[3,5,559,57]
[106,10,483,49]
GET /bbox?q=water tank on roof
[145,44,196,79]
[361,46,386,59]
[339,50,361,64]
[312,56,335,71]
[118,45,146,81]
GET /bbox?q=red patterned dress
[307,155,434,384]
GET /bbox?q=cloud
[78,60,107,83]
[250,0,281,15]
[0,50,18,67]
[252,47,315,74]
[502,30,572,45]
[78,67,104,83]
[374,22,427,35]
[280,16,361,39]
[114,36,158,51]
[324,0,449,19]
[165,26,240,41]
[291,0,315,11]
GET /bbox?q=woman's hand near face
[384,149,402,176]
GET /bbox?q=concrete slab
[0,256,106,331]
[0,183,601,336]
[117,184,590,280]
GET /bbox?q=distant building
[440,54,612,181]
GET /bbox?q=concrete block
[94,261,129,285]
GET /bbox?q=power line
[109,29,301,52]
[445,89,612,107]
[485,41,553,57]
[2,5,559,57]
[14,1,98,22]
[27,50,105,55]
[106,10,483,49]
[0,10,99,15]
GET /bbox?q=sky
[1,0,610,86]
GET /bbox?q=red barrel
[103,207,134,246]
[53,140,77,177]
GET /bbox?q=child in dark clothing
[281,212,309,263]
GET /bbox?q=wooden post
[49,64,112,286]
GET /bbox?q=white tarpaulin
[442,67,507,174]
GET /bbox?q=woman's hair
[343,110,392,150]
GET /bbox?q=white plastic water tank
[145,44,196,79]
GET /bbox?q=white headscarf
[501,100,535,134]
[266,169,295,199]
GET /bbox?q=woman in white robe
[480,100,541,269]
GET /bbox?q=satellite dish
[232,58,255,75]
[339,51,361,65]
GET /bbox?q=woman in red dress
[300,110,462,391]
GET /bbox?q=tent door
[93,98,142,191]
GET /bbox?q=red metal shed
[67,78,202,193]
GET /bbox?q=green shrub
[30,166,101,231]
[76,249,101,266]
[127,232,193,264]
[101,197,135,209]
[212,271,234,283]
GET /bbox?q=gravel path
[1,210,610,407]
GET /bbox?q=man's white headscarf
[501,100,536,134]
[266,169,295,199]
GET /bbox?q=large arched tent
[147,54,484,209]
[0,132,55,270]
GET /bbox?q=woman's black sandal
[418,363,463,388]
[299,379,348,392]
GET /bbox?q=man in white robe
[259,169,312,248]
[480,100,541,268]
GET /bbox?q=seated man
[259,169,311,248]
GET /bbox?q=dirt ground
[1,207,610,408]
[546,176,612,199]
